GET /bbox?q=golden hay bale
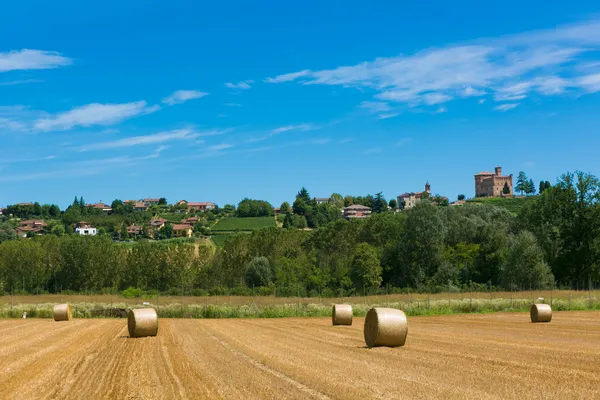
[332,304,353,326]
[128,308,158,338]
[53,304,72,322]
[364,307,408,348]
[530,303,552,323]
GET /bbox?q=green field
[210,234,230,247]
[212,217,276,232]
[466,196,538,214]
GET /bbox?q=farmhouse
[474,166,513,197]
[149,218,168,229]
[313,197,331,205]
[15,220,47,238]
[142,198,161,206]
[127,224,144,236]
[177,200,216,212]
[171,224,193,237]
[88,202,112,214]
[343,204,371,219]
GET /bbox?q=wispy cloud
[79,128,203,151]
[225,80,253,90]
[271,123,316,134]
[162,90,208,106]
[34,101,160,132]
[396,138,413,146]
[0,49,72,72]
[0,79,43,86]
[524,161,535,167]
[224,103,242,107]
[338,138,354,144]
[359,101,391,113]
[266,19,600,109]
[311,138,331,145]
[378,113,400,120]
[362,147,382,155]
[494,103,519,111]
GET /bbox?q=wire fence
[1,286,599,319]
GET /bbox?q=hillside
[212,217,276,232]
[465,196,538,214]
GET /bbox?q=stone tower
[425,182,431,194]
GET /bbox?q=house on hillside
[143,198,161,206]
[88,202,112,214]
[181,216,200,225]
[172,223,193,238]
[474,166,513,197]
[0,208,5,215]
[75,222,97,236]
[313,197,331,205]
[133,202,148,211]
[397,182,431,210]
[15,220,47,238]
[343,204,371,219]
[149,218,167,229]
[16,202,34,206]
[177,200,216,212]
[127,224,144,236]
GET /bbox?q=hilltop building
[474,167,513,197]
[397,182,431,210]
[343,204,371,219]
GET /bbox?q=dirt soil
[1,312,599,399]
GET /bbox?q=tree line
[1,171,598,296]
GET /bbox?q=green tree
[372,192,388,214]
[163,222,173,239]
[502,182,511,195]
[0,223,16,243]
[330,193,344,210]
[296,187,311,204]
[280,201,291,214]
[49,204,61,218]
[32,202,42,216]
[158,197,167,206]
[515,171,528,195]
[244,256,273,287]
[222,204,236,215]
[457,194,465,201]
[501,231,554,290]
[388,199,398,210]
[350,243,383,290]
[525,179,536,195]
[343,195,353,207]
[120,224,129,240]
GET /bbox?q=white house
[75,222,98,236]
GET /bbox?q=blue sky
[1,1,600,208]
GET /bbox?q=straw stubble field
[1,312,599,399]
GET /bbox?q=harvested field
[1,312,599,399]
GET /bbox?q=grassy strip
[2,297,599,319]
[212,217,276,232]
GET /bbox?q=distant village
[1,166,514,239]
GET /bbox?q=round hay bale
[364,307,408,348]
[530,303,552,323]
[53,304,72,322]
[332,304,353,326]
[128,308,158,338]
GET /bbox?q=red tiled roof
[172,224,192,230]
[475,171,494,176]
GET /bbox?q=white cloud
[338,138,354,144]
[34,101,160,132]
[224,103,242,107]
[494,103,519,111]
[359,101,391,113]
[435,107,448,113]
[162,90,208,106]
[396,138,413,146]
[79,128,201,151]
[271,123,315,134]
[362,147,382,155]
[0,49,72,72]
[266,19,600,108]
[378,113,400,120]
[225,80,253,90]
[478,99,486,104]
[0,79,43,86]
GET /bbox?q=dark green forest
[0,171,599,296]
